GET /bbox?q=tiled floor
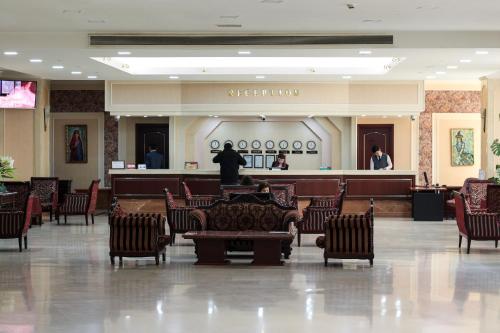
[0,216,499,333]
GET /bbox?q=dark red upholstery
[487,184,500,215]
[454,193,500,253]
[108,209,170,265]
[57,180,100,225]
[182,181,218,207]
[0,195,34,251]
[446,178,493,214]
[316,199,374,266]
[3,181,43,225]
[297,207,339,246]
[164,188,198,245]
[30,177,58,221]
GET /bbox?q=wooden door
[357,124,394,170]
[135,124,169,168]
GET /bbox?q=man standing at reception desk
[370,145,393,170]
[145,144,164,169]
[213,142,247,185]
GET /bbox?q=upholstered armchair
[446,178,493,213]
[486,184,500,215]
[182,182,219,207]
[297,206,339,247]
[3,181,43,225]
[164,188,199,244]
[0,195,34,252]
[309,187,346,211]
[30,177,58,221]
[108,210,171,265]
[57,180,100,225]
[316,199,374,266]
[454,193,499,253]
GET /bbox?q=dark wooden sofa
[189,193,300,258]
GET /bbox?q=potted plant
[0,156,15,192]
[490,139,500,184]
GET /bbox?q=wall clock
[306,141,317,150]
[251,140,261,149]
[292,140,302,150]
[265,140,274,149]
[210,140,220,149]
[238,140,248,149]
[278,140,288,149]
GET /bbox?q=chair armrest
[290,195,298,209]
[316,236,326,249]
[0,211,25,236]
[283,210,300,233]
[187,196,219,207]
[59,193,89,212]
[189,209,207,230]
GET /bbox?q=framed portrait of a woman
[65,125,88,163]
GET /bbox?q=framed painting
[451,128,474,166]
[65,124,88,163]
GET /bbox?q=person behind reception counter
[213,142,247,185]
[271,153,289,170]
[145,144,164,169]
[370,145,393,170]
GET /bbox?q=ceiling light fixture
[475,50,489,55]
[460,59,472,63]
[435,71,446,75]
[238,50,251,55]
[168,75,179,79]
[52,65,64,69]
[87,75,97,79]
[29,59,43,63]
[255,75,265,79]
[71,71,82,75]
[307,115,314,118]
[3,51,18,56]
[359,50,372,55]
[446,65,458,69]
[118,51,131,55]
[213,115,219,118]
[342,75,352,79]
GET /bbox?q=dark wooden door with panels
[135,124,169,168]
[357,124,394,170]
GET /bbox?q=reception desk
[110,169,417,217]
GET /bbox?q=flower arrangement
[0,156,15,192]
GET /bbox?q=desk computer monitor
[423,171,430,187]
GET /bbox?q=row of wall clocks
[210,139,317,151]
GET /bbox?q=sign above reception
[228,88,300,97]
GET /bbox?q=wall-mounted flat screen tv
[0,80,37,109]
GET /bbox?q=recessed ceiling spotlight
[426,75,436,79]
[435,71,446,75]
[126,115,131,117]
[118,51,131,55]
[71,71,82,75]
[446,65,458,69]
[361,114,367,117]
[157,114,162,117]
[143,115,148,118]
[87,75,97,79]
[3,51,18,56]
[52,65,64,69]
[238,50,251,55]
[342,75,352,79]
[29,59,43,63]
[256,75,265,79]
[168,75,179,79]
[460,59,472,63]
[359,50,372,55]
[475,50,489,55]
[397,115,403,118]
[307,115,314,118]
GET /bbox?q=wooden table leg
[194,239,228,265]
[253,239,283,266]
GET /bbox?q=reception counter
[110,169,417,201]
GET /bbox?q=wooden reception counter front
[110,169,417,217]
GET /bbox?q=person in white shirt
[370,145,393,170]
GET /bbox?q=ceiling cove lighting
[460,59,472,63]
[238,51,251,55]
[255,75,265,79]
[71,71,82,75]
[3,51,18,56]
[168,75,179,79]
[118,51,131,55]
[87,75,98,79]
[29,59,43,63]
[475,50,489,55]
[359,50,372,55]
[446,65,458,69]
[91,56,404,76]
[52,65,64,69]
[342,75,352,79]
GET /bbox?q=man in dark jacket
[213,143,246,185]
[145,144,164,169]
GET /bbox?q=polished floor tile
[1,216,499,333]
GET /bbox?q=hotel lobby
[1,1,500,332]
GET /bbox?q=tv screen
[0,80,37,109]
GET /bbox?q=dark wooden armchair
[164,188,199,244]
[0,195,34,251]
[182,181,218,207]
[3,181,42,225]
[30,177,58,221]
[57,180,100,225]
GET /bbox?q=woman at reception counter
[271,154,289,170]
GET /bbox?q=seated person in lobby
[240,175,255,186]
[271,154,289,170]
[213,143,247,185]
[145,144,164,169]
[370,145,393,170]
[257,182,275,201]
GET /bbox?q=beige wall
[433,113,482,185]
[53,118,98,189]
[356,117,413,170]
